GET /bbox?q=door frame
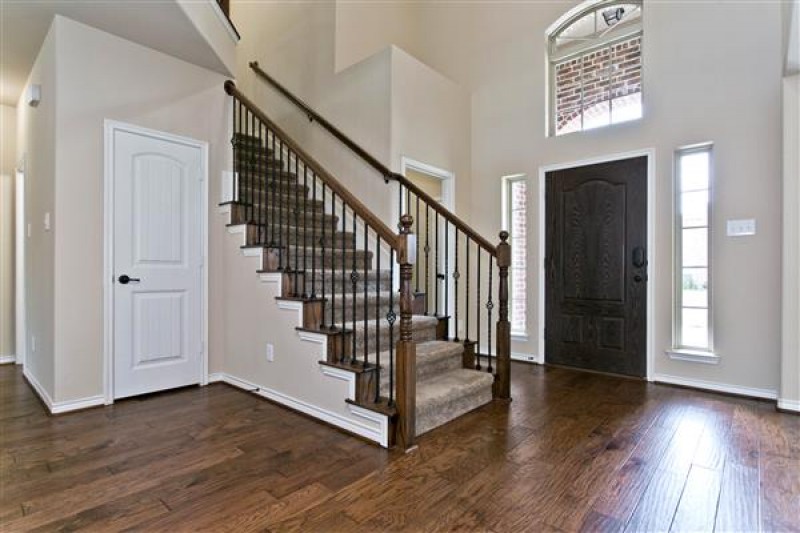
[537,148,656,380]
[102,120,209,404]
[399,157,457,319]
[399,156,455,211]
[14,159,26,367]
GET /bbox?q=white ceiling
[0,0,232,107]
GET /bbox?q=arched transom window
[548,1,643,136]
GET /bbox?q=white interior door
[112,126,204,399]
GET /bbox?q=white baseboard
[51,395,105,414]
[23,367,105,414]
[777,398,800,412]
[208,372,226,383]
[0,355,16,364]
[653,373,778,400]
[23,367,53,409]
[209,372,389,447]
[510,352,542,364]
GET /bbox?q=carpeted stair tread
[315,291,394,322]
[301,269,393,293]
[378,340,464,389]
[415,369,494,435]
[334,315,438,352]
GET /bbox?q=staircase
[222,74,511,449]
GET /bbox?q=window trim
[673,143,716,357]
[502,174,528,336]
[546,0,643,137]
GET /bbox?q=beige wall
[17,22,58,396]
[17,16,229,404]
[781,73,800,410]
[1,104,17,359]
[334,0,419,73]
[232,0,395,223]
[231,2,472,229]
[231,1,787,394]
[395,1,784,395]
[390,46,471,211]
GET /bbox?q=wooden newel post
[494,231,512,401]
[396,214,417,450]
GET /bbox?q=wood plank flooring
[1,363,798,532]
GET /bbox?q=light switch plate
[727,219,756,237]
[44,212,51,231]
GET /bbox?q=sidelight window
[502,175,527,335]
[548,1,643,136]
[674,144,714,355]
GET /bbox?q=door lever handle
[118,275,141,284]
[632,246,647,269]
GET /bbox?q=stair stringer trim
[218,211,391,447]
[208,372,387,446]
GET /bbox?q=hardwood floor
[1,363,798,532]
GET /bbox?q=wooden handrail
[225,80,399,249]
[250,62,393,183]
[249,61,497,257]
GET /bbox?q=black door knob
[633,274,643,283]
[118,275,141,284]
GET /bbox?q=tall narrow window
[548,1,643,136]
[675,145,713,354]
[503,175,527,335]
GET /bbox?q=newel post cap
[399,214,414,235]
[497,230,511,267]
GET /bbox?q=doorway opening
[399,158,455,320]
[539,150,655,379]
[14,164,25,367]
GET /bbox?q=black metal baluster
[435,214,440,316]
[363,222,368,367]
[302,164,309,297]
[294,152,301,295]
[351,213,357,364]
[319,183,326,325]
[487,261,494,374]
[340,200,346,355]
[415,195,420,293]
[465,236,470,342]
[444,220,449,337]
[425,205,430,315]
[248,107,261,225]
[330,192,337,332]
[453,229,459,342]
[240,105,246,220]
[388,255,395,406]
[311,172,317,299]
[375,235,381,402]
[476,250,482,371]
[290,153,308,293]
[277,139,284,270]
[398,184,404,217]
[248,108,254,224]
[258,120,264,240]
[269,130,276,246]
[231,97,238,205]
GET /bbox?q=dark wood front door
[545,156,648,377]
